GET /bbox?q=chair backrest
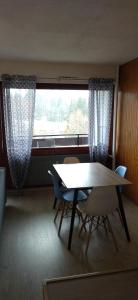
[84,186,118,216]
[115,166,127,193]
[63,156,80,164]
[115,166,127,178]
[48,170,62,199]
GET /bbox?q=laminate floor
[0,187,138,300]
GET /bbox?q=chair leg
[96,216,100,230]
[77,209,87,232]
[82,215,87,233]
[85,218,93,254]
[58,202,65,236]
[76,207,81,223]
[116,208,124,227]
[54,202,61,223]
[79,214,88,236]
[53,197,57,209]
[103,216,108,235]
[106,216,118,251]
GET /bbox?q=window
[33,86,89,149]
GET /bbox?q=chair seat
[63,190,87,202]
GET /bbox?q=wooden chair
[63,156,80,164]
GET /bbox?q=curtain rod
[0,75,116,83]
[38,76,115,81]
[38,76,90,81]
[0,76,90,81]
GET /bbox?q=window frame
[0,82,114,158]
[0,81,114,189]
[32,83,89,156]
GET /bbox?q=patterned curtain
[2,74,36,189]
[88,78,114,165]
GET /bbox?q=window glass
[33,89,89,148]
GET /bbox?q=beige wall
[0,59,117,83]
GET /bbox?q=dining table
[53,162,131,250]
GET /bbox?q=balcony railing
[32,134,88,148]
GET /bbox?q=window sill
[31,146,89,156]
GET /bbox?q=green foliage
[35,96,88,122]
[34,91,88,135]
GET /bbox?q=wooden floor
[0,187,138,300]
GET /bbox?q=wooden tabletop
[43,268,138,300]
[53,162,131,189]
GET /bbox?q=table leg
[68,189,78,250]
[116,186,130,241]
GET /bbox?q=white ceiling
[0,0,138,64]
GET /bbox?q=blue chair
[115,165,127,178]
[48,170,87,235]
[114,165,127,223]
[115,165,127,192]
[48,170,62,209]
